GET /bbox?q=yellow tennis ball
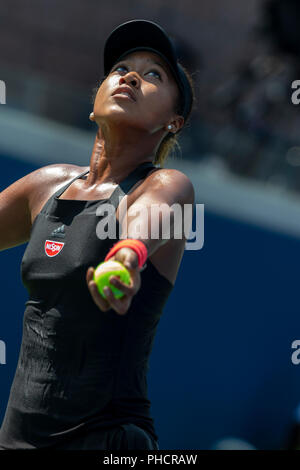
[93,260,131,299]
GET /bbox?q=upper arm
[119,168,195,239]
[0,163,80,252]
[130,168,195,209]
[0,172,33,251]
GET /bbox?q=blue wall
[1,154,300,449]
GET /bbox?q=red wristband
[104,239,148,269]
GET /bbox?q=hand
[86,247,142,315]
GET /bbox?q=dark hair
[154,63,196,167]
[90,63,196,167]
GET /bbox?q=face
[93,50,184,134]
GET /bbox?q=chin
[96,108,140,128]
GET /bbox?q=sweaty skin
[0,50,194,315]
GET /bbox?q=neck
[86,124,157,186]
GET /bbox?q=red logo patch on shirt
[44,240,65,257]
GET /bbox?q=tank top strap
[55,162,154,200]
[55,169,90,199]
[39,169,90,215]
[110,161,158,209]
[40,163,156,215]
[118,161,156,194]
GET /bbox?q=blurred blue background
[2,0,300,450]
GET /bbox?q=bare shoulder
[0,163,88,251]
[25,162,86,198]
[25,163,88,221]
[141,167,195,205]
[1,162,84,203]
[26,163,88,185]
[146,167,193,185]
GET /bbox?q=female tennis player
[0,19,195,450]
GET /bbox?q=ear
[169,115,185,134]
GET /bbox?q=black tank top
[0,162,174,449]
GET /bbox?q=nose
[120,71,140,89]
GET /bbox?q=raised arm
[119,168,195,256]
[86,168,195,314]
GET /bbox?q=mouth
[112,87,136,102]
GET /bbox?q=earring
[167,125,172,130]
[89,112,95,121]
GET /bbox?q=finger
[88,279,111,312]
[103,286,130,315]
[109,275,134,297]
[86,266,95,284]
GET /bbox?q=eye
[147,69,162,80]
[112,64,162,80]
[113,65,128,73]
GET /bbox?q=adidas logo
[50,224,66,239]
